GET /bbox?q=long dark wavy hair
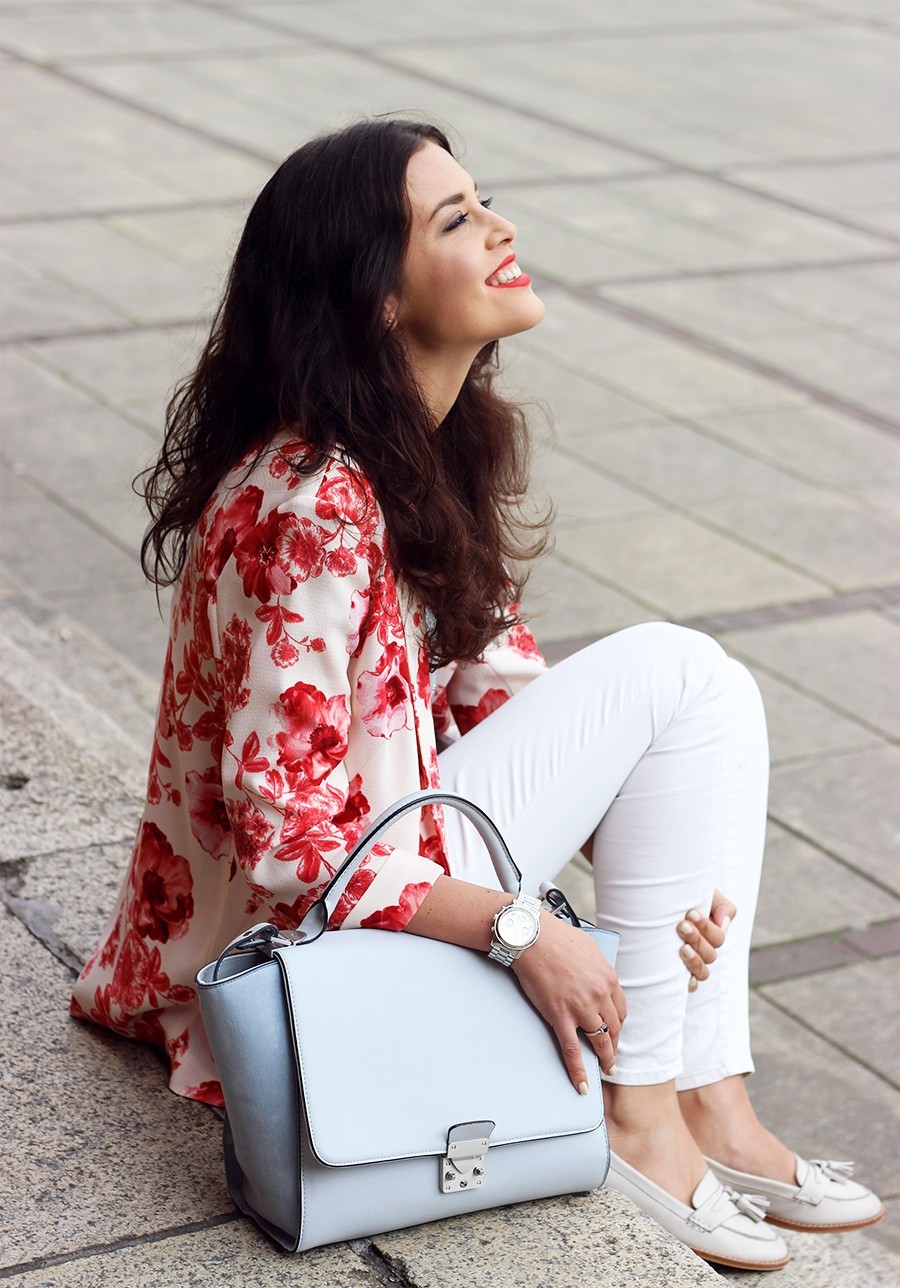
[140,117,549,666]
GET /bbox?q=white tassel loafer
[704,1155,885,1233]
[607,1153,791,1271]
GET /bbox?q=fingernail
[606,1064,617,1076]
[688,977,699,992]
[687,909,702,923]
[681,944,697,960]
[678,921,692,936]
[721,915,731,934]
[577,1081,589,1096]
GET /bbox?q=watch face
[498,905,538,949]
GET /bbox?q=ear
[383,291,400,332]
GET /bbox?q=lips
[486,254,531,289]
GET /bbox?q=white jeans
[437,622,768,1090]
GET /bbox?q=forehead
[406,143,474,216]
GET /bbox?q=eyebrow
[428,189,477,222]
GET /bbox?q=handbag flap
[277,928,609,1168]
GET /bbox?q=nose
[488,208,516,245]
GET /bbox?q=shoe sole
[765,1208,885,1234]
[688,1245,791,1271]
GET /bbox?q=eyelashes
[443,195,494,232]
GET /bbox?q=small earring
[385,314,397,331]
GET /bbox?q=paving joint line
[179,0,900,248]
[0,450,146,564]
[0,47,276,166]
[750,919,900,987]
[755,989,900,1093]
[1,315,206,347]
[10,14,898,256]
[0,196,248,226]
[579,252,898,288]
[0,1214,241,1280]
[537,276,900,436]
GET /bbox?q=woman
[72,118,882,1271]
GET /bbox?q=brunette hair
[140,117,548,666]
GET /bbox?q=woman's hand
[512,912,626,1091]
[677,889,737,991]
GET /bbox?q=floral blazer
[71,436,547,1104]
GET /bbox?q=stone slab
[723,612,900,742]
[6,1222,377,1286]
[521,554,650,647]
[844,918,900,958]
[747,992,899,1201]
[3,217,213,328]
[4,839,133,970]
[374,1186,720,1288]
[0,478,141,599]
[767,744,899,894]
[23,326,197,435]
[535,445,659,529]
[554,510,823,619]
[752,821,900,949]
[0,910,228,1268]
[752,668,880,768]
[0,629,147,861]
[693,403,900,495]
[51,583,171,682]
[761,957,900,1087]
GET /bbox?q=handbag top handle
[298,790,523,941]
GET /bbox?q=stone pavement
[0,1,897,1284]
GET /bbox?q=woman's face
[393,142,544,360]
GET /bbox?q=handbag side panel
[196,955,301,1248]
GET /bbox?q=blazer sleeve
[212,474,444,933]
[446,619,548,736]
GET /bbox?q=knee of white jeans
[612,621,728,671]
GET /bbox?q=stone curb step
[0,599,723,1285]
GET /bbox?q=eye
[442,196,493,233]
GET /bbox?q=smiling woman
[70,116,883,1272]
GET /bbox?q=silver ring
[584,1023,609,1038]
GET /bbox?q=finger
[710,890,737,932]
[583,1022,618,1076]
[556,1022,593,1093]
[611,983,628,1027]
[688,975,699,993]
[680,914,722,959]
[680,942,711,980]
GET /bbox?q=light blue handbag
[196,790,618,1253]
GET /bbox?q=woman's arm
[407,873,625,1090]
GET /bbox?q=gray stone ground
[1,1,898,1284]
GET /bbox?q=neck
[404,342,479,425]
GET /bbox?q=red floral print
[454,687,510,736]
[71,442,546,1105]
[221,613,252,713]
[231,798,275,869]
[204,484,263,582]
[182,1080,225,1108]
[274,681,350,783]
[234,507,298,602]
[314,467,372,531]
[186,767,231,861]
[357,641,412,738]
[360,881,433,931]
[131,822,194,944]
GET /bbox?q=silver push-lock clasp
[441,1121,495,1194]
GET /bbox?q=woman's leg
[438,623,760,1091]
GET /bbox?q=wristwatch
[489,893,542,966]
